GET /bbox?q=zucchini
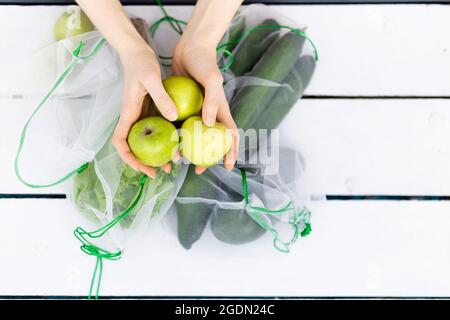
[176,165,242,249]
[177,201,213,250]
[211,207,266,245]
[227,14,246,52]
[252,55,316,130]
[231,32,305,130]
[229,19,280,77]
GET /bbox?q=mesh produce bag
[14,2,318,298]
[150,4,318,251]
[15,31,121,187]
[150,4,317,129]
[221,4,317,131]
[175,146,312,252]
[14,18,187,299]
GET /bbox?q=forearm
[75,0,145,56]
[181,0,243,48]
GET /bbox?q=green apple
[180,116,232,167]
[54,7,94,41]
[128,116,179,167]
[162,76,204,121]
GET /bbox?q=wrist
[115,33,148,58]
[178,29,219,51]
[175,33,218,61]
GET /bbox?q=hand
[112,42,179,178]
[172,40,239,174]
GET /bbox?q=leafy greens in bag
[73,158,185,229]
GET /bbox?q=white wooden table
[1,4,450,298]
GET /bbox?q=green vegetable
[231,32,305,130]
[114,163,180,228]
[73,161,106,222]
[252,55,316,130]
[176,166,267,248]
[210,207,266,245]
[175,30,316,249]
[73,159,181,227]
[229,19,280,77]
[176,166,242,249]
[226,14,246,52]
[177,202,212,250]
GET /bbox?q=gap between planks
[2,194,450,201]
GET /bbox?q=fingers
[199,69,224,127]
[202,83,222,127]
[161,163,172,174]
[224,128,239,171]
[218,108,239,171]
[195,166,207,175]
[113,82,157,178]
[142,73,178,121]
[171,62,188,77]
[154,150,182,175]
[172,150,182,163]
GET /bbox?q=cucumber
[227,14,246,52]
[176,165,242,249]
[231,32,305,130]
[252,55,316,130]
[177,201,213,250]
[211,207,266,245]
[229,19,280,77]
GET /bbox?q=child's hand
[172,40,239,174]
[112,42,179,178]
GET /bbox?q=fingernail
[146,171,156,179]
[172,153,181,163]
[162,166,172,174]
[167,110,178,121]
[205,115,215,126]
[225,161,234,171]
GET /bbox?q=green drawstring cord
[15,0,317,298]
[14,39,106,188]
[155,0,184,34]
[74,174,148,300]
[217,25,319,62]
[240,169,311,253]
[151,1,314,253]
[149,0,318,72]
[13,38,139,300]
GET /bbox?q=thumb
[142,74,178,121]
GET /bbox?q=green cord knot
[72,41,86,58]
[292,28,306,37]
[76,162,89,173]
[240,168,311,253]
[73,172,148,300]
[73,226,122,300]
[74,226,122,261]
[289,210,303,226]
[301,222,312,237]
[139,174,148,185]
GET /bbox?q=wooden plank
[1,5,450,96]
[282,98,450,196]
[1,198,450,296]
[2,98,450,195]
